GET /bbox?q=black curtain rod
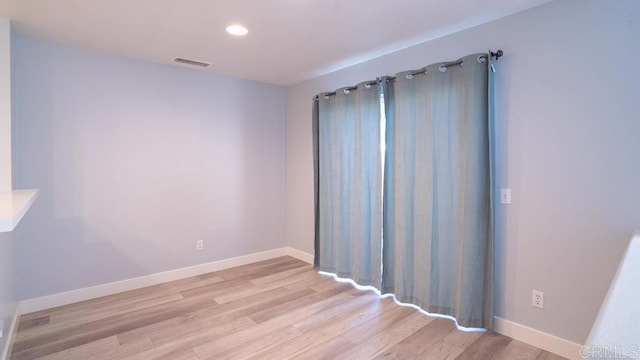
[317,50,503,99]
[323,80,378,97]
[396,50,504,79]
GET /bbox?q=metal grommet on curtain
[478,55,487,64]
[439,65,447,73]
[364,83,371,89]
[323,94,330,100]
[344,88,351,94]
[405,73,414,80]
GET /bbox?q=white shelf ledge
[0,189,39,232]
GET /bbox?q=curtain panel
[313,53,495,329]
[382,54,494,329]
[312,81,383,289]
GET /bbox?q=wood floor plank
[116,336,154,358]
[442,327,484,349]
[12,296,218,359]
[495,339,542,360]
[34,336,121,360]
[20,274,222,325]
[338,309,434,359]
[119,317,257,360]
[212,269,319,304]
[10,256,568,360]
[116,284,315,347]
[249,264,311,286]
[244,326,338,359]
[120,345,200,360]
[292,292,385,333]
[201,325,303,360]
[146,289,317,346]
[17,292,186,342]
[16,316,50,332]
[455,331,513,360]
[242,300,357,359]
[287,335,356,360]
[419,340,467,360]
[252,295,394,360]
[375,317,456,358]
[309,275,348,292]
[235,291,360,360]
[16,274,227,352]
[191,287,359,359]
[248,282,354,324]
[211,258,307,282]
[341,303,420,344]
[537,350,570,360]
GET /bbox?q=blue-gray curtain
[382,54,493,328]
[313,53,494,329]
[312,81,383,288]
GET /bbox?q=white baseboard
[1,303,20,360]
[20,248,291,314]
[286,247,314,264]
[494,317,582,360]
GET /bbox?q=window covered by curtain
[313,53,495,329]
[313,81,383,288]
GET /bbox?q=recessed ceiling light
[226,24,248,36]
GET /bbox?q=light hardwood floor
[11,256,567,360]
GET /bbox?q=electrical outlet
[500,188,512,204]
[532,290,544,309]
[196,240,204,251]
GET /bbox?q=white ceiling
[0,0,552,86]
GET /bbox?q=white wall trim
[20,248,290,314]
[494,317,582,360]
[1,303,20,360]
[285,247,314,264]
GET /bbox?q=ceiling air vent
[174,57,210,68]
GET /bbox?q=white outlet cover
[500,188,512,204]
[532,290,544,309]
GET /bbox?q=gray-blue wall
[12,37,287,300]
